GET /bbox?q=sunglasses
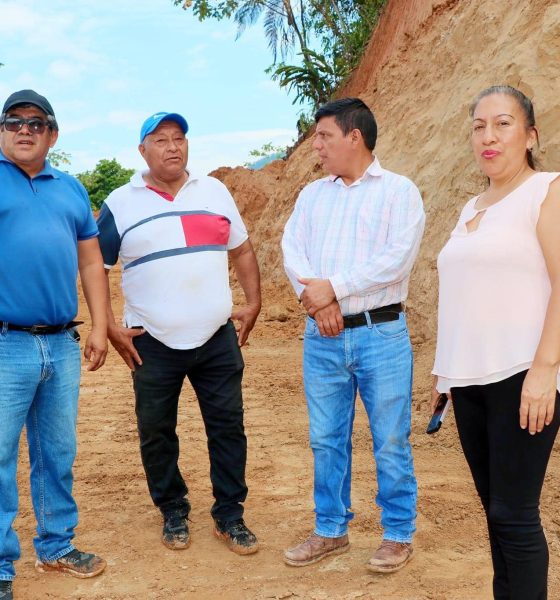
[1,116,53,134]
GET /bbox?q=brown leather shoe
[284,533,349,567]
[367,540,413,573]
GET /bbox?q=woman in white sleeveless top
[432,86,560,600]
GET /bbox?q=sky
[0,0,302,175]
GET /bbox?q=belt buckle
[29,325,52,335]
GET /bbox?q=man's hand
[313,301,344,337]
[108,324,145,370]
[299,278,336,316]
[78,238,109,371]
[229,239,261,346]
[231,304,260,347]
[84,326,108,371]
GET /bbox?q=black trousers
[132,321,248,521]
[452,371,560,600]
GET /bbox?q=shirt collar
[131,168,198,189]
[40,159,59,179]
[0,149,59,179]
[328,155,384,186]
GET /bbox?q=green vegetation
[251,141,286,157]
[173,0,388,126]
[47,149,72,169]
[43,151,134,211]
[243,141,286,167]
[77,158,134,211]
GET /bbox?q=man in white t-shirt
[97,112,261,556]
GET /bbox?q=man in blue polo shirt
[0,90,109,600]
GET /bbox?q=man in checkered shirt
[282,97,425,573]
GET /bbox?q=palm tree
[173,0,388,112]
[234,0,313,64]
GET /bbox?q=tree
[268,48,339,108]
[173,0,388,116]
[47,149,71,169]
[77,159,134,211]
[243,141,286,167]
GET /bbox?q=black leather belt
[3,320,83,335]
[343,303,402,329]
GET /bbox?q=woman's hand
[431,375,451,411]
[520,365,558,434]
[431,378,440,412]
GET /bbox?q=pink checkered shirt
[282,157,425,316]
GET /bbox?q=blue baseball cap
[139,112,189,143]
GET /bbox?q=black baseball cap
[2,89,56,119]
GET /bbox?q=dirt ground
[12,279,560,600]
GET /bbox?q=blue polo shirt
[0,150,98,325]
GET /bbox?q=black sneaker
[35,548,106,579]
[214,518,259,555]
[0,581,13,600]
[162,514,191,550]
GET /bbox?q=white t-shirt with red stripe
[97,170,248,349]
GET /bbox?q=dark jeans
[132,320,248,522]
[452,370,560,600]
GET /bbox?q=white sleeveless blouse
[433,172,560,393]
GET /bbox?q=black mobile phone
[426,394,450,434]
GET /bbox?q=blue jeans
[0,328,81,581]
[303,312,417,542]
